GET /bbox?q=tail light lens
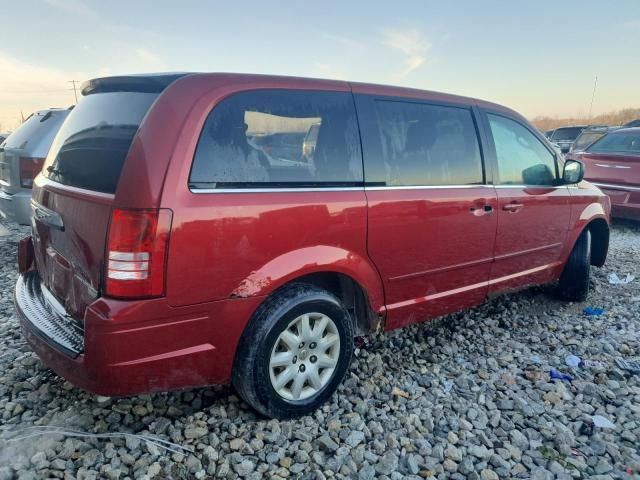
[105,208,173,298]
[19,157,45,188]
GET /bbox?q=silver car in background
[0,108,70,225]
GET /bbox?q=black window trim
[355,93,488,188]
[481,108,563,187]
[188,88,365,193]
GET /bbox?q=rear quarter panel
[164,191,382,308]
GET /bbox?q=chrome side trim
[385,262,560,312]
[386,279,488,311]
[488,262,561,286]
[493,184,561,189]
[190,186,365,194]
[389,256,493,282]
[190,185,495,194]
[594,164,631,169]
[493,242,563,262]
[365,185,494,191]
[35,176,116,200]
[592,182,640,192]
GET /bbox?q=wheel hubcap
[269,312,340,401]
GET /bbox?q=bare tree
[532,107,640,131]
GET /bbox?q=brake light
[105,208,172,298]
[19,157,45,188]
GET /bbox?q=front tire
[557,229,591,302]
[232,284,354,419]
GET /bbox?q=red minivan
[15,73,610,418]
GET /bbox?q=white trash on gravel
[591,415,616,430]
[608,272,635,284]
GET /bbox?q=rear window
[587,132,640,155]
[2,111,68,154]
[189,90,363,189]
[551,127,583,141]
[43,92,158,194]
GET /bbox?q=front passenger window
[488,114,557,186]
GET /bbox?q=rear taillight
[19,157,45,188]
[105,208,172,298]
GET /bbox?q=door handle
[469,204,494,216]
[503,202,524,212]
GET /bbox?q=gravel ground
[0,219,638,480]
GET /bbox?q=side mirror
[522,163,555,185]
[563,159,585,184]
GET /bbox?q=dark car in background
[0,108,71,224]
[624,119,640,128]
[0,132,10,144]
[550,126,587,153]
[567,128,640,220]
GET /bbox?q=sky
[1,0,639,130]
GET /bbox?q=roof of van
[81,72,522,119]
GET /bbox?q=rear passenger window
[189,90,363,189]
[488,114,557,186]
[371,100,483,186]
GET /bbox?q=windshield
[551,127,583,141]
[587,132,640,155]
[572,132,605,152]
[43,92,158,193]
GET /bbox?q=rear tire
[557,229,591,302]
[232,284,354,419]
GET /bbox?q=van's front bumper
[15,267,263,396]
[0,189,32,225]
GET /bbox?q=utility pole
[68,80,79,104]
[588,76,598,119]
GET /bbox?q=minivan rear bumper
[16,267,263,397]
[0,189,32,225]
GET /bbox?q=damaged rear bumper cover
[15,269,265,396]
